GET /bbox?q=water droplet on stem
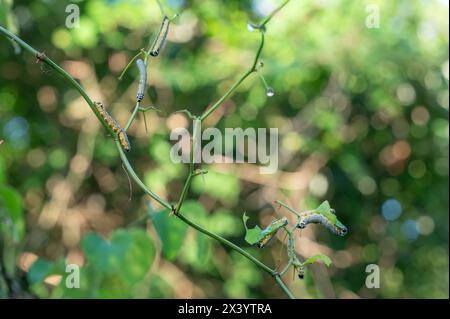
[266,87,275,97]
[247,22,257,32]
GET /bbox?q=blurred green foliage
[0,0,449,298]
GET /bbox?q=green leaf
[182,200,208,226]
[150,207,188,260]
[195,232,211,267]
[0,157,5,184]
[81,229,156,284]
[0,0,18,33]
[242,212,250,230]
[171,201,213,271]
[192,170,240,205]
[111,229,155,284]
[316,200,330,215]
[316,200,336,225]
[81,233,111,272]
[303,254,332,267]
[0,184,24,240]
[208,209,241,237]
[27,258,54,285]
[242,212,263,245]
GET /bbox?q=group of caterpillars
[95,15,171,152]
[253,201,348,279]
[255,205,348,248]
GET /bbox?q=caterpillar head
[297,267,305,279]
[335,220,348,236]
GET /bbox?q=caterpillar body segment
[94,102,131,152]
[118,130,131,152]
[135,58,147,102]
[297,211,347,236]
[150,15,170,57]
[256,217,288,248]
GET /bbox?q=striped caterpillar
[256,217,288,248]
[293,258,305,279]
[288,233,305,279]
[297,208,347,236]
[150,15,170,57]
[135,58,147,102]
[297,264,305,279]
[94,102,131,152]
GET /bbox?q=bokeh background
[0,0,448,298]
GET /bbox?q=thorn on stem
[171,204,179,217]
[174,109,196,120]
[35,51,46,63]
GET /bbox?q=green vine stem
[0,0,295,299]
[175,117,200,214]
[116,140,276,275]
[275,199,317,219]
[279,227,295,277]
[0,25,117,138]
[200,32,265,121]
[259,0,291,28]
[275,274,295,299]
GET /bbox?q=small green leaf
[81,233,111,272]
[0,184,24,239]
[111,229,155,284]
[316,200,336,225]
[303,254,332,267]
[81,229,155,285]
[27,258,53,285]
[242,213,263,245]
[208,209,241,237]
[182,200,208,226]
[316,200,330,215]
[150,206,188,260]
[195,232,211,267]
[242,212,250,230]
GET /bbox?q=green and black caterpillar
[256,217,288,248]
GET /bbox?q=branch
[259,0,291,28]
[200,32,264,121]
[200,0,290,121]
[116,142,276,273]
[0,25,117,138]
[275,274,295,299]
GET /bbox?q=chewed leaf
[316,201,330,215]
[242,212,263,245]
[316,201,336,224]
[242,212,250,230]
[303,254,332,267]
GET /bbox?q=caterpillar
[297,263,305,279]
[256,217,288,248]
[135,58,147,102]
[150,15,170,57]
[94,102,131,152]
[297,210,347,236]
[291,257,305,279]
